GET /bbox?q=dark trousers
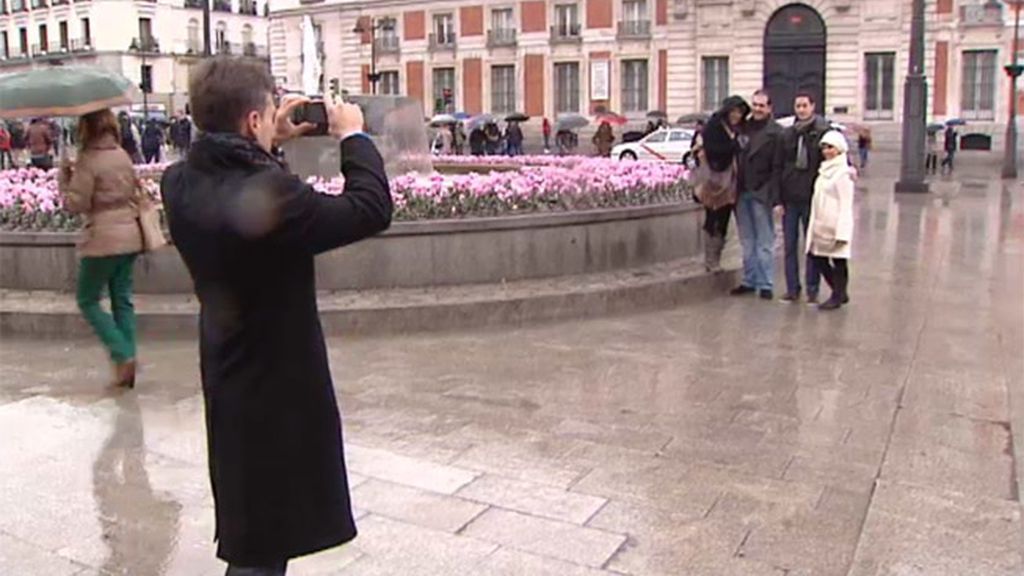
[925,152,938,174]
[0,149,14,169]
[811,255,848,302]
[225,560,287,576]
[941,150,955,172]
[703,206,732,237]
[143,147,161,164]
[782,202,820,297]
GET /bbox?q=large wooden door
[763,4,826,117]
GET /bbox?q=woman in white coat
[807,130,855,310]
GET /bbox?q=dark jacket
[160,133,393,566]
[774,115,831,205]
[738,117,783,206]
[701,95,749,173]
[142,123,163,152]
[944,128,958,152]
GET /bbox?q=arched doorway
[763,4,826,117]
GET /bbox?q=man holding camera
[161,57,393,575]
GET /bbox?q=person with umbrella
[505,120,524,156]
[0,122,13,169]
[26,118,55,170]
[942,124,959,174]
[592,121,615,157]
[926,124,941,175]
[453,121,466,155]
[161,57,392,575]
[543,117,552,152]
[469,124,486,155]
[118,112,142,164]
[59,108,146,388]
[484,121,502,155]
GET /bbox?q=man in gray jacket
[732,90,782,299]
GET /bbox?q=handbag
[134,182,168,252]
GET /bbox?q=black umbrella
[504,112,529,122]
[646,110,668,120]
[945,118,967,127]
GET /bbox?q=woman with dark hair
[592,121,615,157]
[691,95,750,273]
[59,109,145,388]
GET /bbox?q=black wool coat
[161,134,392,566]
[738,117,783,206]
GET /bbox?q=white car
[612,128,695,163]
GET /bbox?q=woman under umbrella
[60,109,145,387]
[592,121,615,157]
[691,95,750,273]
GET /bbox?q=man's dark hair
[189,57,275,133]
[794,91,816,104]
[753,89,772,105]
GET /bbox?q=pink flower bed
[1,158,691,231]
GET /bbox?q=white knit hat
[819,130,849,154]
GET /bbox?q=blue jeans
[783,202,820,297]
[735,192,775,291]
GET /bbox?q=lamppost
[895,0,929,193]
[129,36,157,121]
[353,18,395,95]
[203,0,212,57]
[1001,0,1023,179]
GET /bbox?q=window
[380,71,400,95]
[1,32,8,59]
[645,131,667,143]
[18,27,27,55]
[864,52,895,119]
[669,130,689,142]
[554,4,579,35]
[139,18,153,45]
[38,24,47,52]
[432,67,456,113]
[379,17,398,44]
[59,21,68,50]
[701,56,729,111]
[491,65,515,114]
[141,64,153,94]
[433,14,455,44]
[492,8,514,32]
[621,59,648,113]
[188,19,200,53]
[11,0,23,11]
[81,18,91,46]
[554,62,580,113]
[961,49,997,119]
[622,0,647,22]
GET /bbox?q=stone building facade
[271,0,1018,135]
[0,0,270,116]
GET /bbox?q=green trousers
[77,254,138,364]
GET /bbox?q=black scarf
[188,132,285,173]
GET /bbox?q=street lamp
[353,18,395,95]
[129,36,157,121]
[1001,0,1023,179]
[895,0,929,193]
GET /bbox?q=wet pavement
[1,163,1022,575]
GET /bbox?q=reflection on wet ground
[0,168,1022,575]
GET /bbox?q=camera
[290,98,330,137]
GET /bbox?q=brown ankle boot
[113,360,136,389]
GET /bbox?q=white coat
[807,153,854,259]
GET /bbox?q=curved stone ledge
[0,202,704,294]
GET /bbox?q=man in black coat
[732,90,782,300]
[774,91,829,303]
[161,57,393,575]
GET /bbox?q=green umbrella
[0,67,137,119]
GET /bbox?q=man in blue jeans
[731,90,782,299]
[774,92,829,303]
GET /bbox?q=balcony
[959,3,1003,27]
[32,41,71,58]
[617,19,651,39]
[550,24,582,44]
[184,0,203,8]
[1,50,31,64]
[130,36,161,54]
[487,28,517,48]
[239,1,257,15]
[31,0,46,8]
[428,32,456,52]
[52,0,69,5]
[212,0,231,13]
[375,35,400,55]
[71,37,94,52]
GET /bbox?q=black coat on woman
[700,95,749,173]
[160,133,393,566]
